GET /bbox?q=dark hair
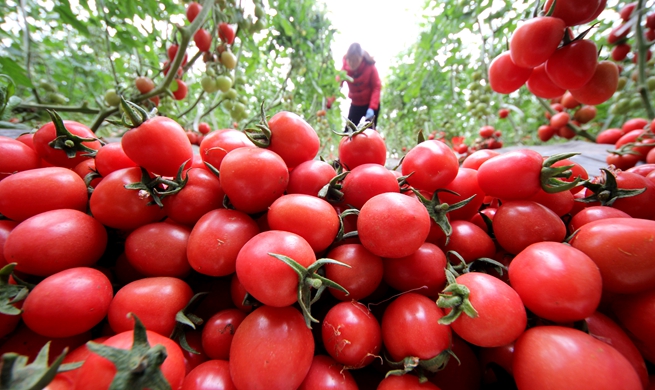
[346,43,375,64]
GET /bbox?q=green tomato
[46,92,67,104]
[201,76,219,93]
[206,67,216,77]
[647,76,655,91]
[224,88,238,100]
[215,75,233,93]
[223,100,234,110]
[255,5,265,18]
[630,97,643,109]
[39,81,57,93]
[221,51,237,70]
[104,89,121,106]
[239,95,248,105]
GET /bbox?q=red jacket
[342,57,381,110]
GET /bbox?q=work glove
[365,108,374,120]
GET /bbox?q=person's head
[346,43,364,70]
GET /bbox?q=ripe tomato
[428,335,482,390]
[325,243,383,301]
[570,61,619,105]
[89,167,167,231]
[4,209,107,276]
[401,140,459,192]
[569,206,631,232]
[182,360,236,390]
[186,2,202,23]
[218,23,235,45]
[479,125,495,138]
[236,230,315,307]
[444,272,526,347]
[357,192,431,258]
[219,147,288,214]
[596,128,624,144]
[537,125,557,142]
[379,374,441,389]
[107,277,193,336]
[230,306,314,390]
[600,170,655,219]
[33,120,101,169]
[94,142,138,177]
[199,129,255,169]
[527,187,574,216]
[612,43,631,61]
[0,325,91,364]
[135,76,155,94]
[267,194,340,253]
[527,63,566,98]
[383,242,447,298]
[0,136,40,181]
[545,39,598,90]
[124,222,191,278]
[194,28,212,52]
[266,111,320,170]
[493,200,566,254]
[573,105,597,124]
[443,220,495,262]
[162,168,225,226]
[611,288,655,363]
[477,149,544,200]
[341,163,400,210]
[22,267,113,338]
[513,326,641,390]
[0,167,88,222]
[488,52,533,94]
[510,16,566,68]
[338,128,387,169]
[382,292,451,362]
[570,218,655,294]
[543,0,603,26]
[461,149,500,170]
[298,355,358,390]
[201,309,247,360]
[286,159,336,196]
[74,329,186,390]
[322,301,382,368]
[509,242,602,322]
[172,79,188,100]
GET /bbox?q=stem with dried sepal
[541,152,583,193]
[437,268,479,325]
[46,110,103,158]
[412,189,476,245]
[578,168,646,206]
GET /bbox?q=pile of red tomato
[1,105,655,390]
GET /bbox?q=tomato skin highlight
[488,52,533,94]
[229,305,314,390]
[477,149,544,200]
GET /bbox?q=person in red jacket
[342,43,381,129]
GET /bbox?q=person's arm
[368,65,381,110]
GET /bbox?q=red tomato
[267,111,320,170]
[74,328,186,390]
[382,293,451,361]
[378,374,441,389]
[510,242,602,322]
[324,243,384,301]
[570,61,619,105]
[342,163,400,210]
[543,0,602,26]
[22,267,113,338]
[0,220,17,266]
[477,149,544,200]
[201,309,247,360]
[438,167,485,221]
[219,147,289,214]
[124,222,191,278]
[443,220,495,262]
[172,79,188,100]
[162,168,225,226]
[89,167,167,231]
[513,326,641,390]
[488,52,533,94]
[401,140,459,192]
[620,2,636,20]
[568,206,631,232]
[357,192,430,258]
[338,128,387,169]
[197,122,211,135]
[461,149,500,170]
[493,200,566,254]
[428,335,482,390]
[267,194,340,252]
[608,23,630,44]
[286,159,336,196]
[135,76,155,94]
[612,43,631,61]
[604,171,655,219]
[178,330,208,375]
[0,325,90,364]
[570,218,655,294]
[322,301,382,368]
[623,118,648,132]
[194,28,212,51]
[382,242,447,298]
[545,39,598,90]
[186,2,202,22]
[107,277,193,336]
[527,63,567,98]
[510,16,566,68]
[230,306,314,390]
[4,209,107,276]
[606,152,640,170]
[596,128,624,144]
[187,209,259,277]
[236,230,315,307]
[182,360,236,390]
[199,129,255,169]
[498,108,510,118]
[586,311,649,388]
[611,288,655,363]
[573,105,597,124]
[0,167,88,222]
[33,120,101,169]
[479,125,495,138]
[121,116,193,177]
[0,136,40,181]
[298,355,358,390]
[218,23,236,45]
[527,187,574,216]
[94,142,138,177]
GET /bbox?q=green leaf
[278,17,295,36]
[0,58,32,88]
[53,0,90,35]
